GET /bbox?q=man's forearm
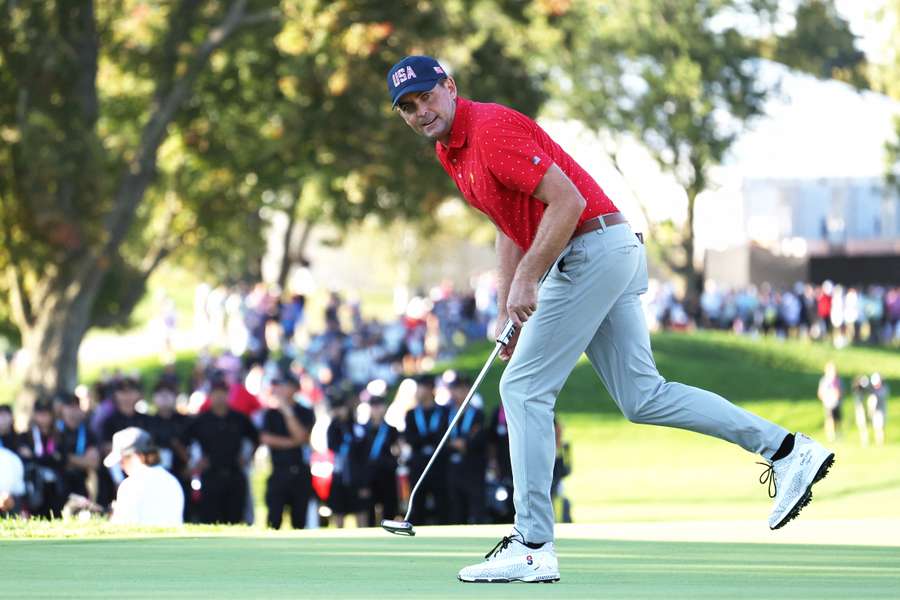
[515,191,584,283]
[496,230,523,317]
[282,410,309,445]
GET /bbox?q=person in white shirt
[0,446,25,514]
[104,427,184,526]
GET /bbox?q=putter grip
[496,319,517,346]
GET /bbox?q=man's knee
[617,379,666,424]
[499,365,556,411]
[499,367,525,404]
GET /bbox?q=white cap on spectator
[103,427,156,468]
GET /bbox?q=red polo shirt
[435,97,617,252]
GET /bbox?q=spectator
[0,404,16,449]
[552,419,573,524]
[260,372,315,530]
[403,374,450,525]
[145,382,190,512]
[852,375,872,446]
[18,399,66,518]
[0,444,25,515]
[817,362,843,442]
[325,385,368,528]
[445,376,486,525]
[56,392,100,500]
[359,387,399,527]
[101,377,150,445]
[867,373,889,447]
[486,403,514,523]
[105,427,184,526]
[185,377,258,524]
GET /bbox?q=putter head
[381,519,416,536]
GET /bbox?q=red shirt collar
[440,97,471,150]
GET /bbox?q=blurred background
[0,0,898,530]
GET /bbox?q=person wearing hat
[260,372,315,529]
[17,399,66,518]
[388,55,834,583]
[105,427,184,526]
[359,388,400,527]
[184,376,259,524]
[402,373,450,525]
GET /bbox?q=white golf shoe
[762,433,835,530]
[458,529,560,583]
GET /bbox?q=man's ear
[444,77,458,100]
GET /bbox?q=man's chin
[420,122,447,140]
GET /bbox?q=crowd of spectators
[0,282,572,528]
[646,280,900,347]
[817,361,890,447]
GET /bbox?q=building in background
[702,63,900,287]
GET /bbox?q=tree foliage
[771,0,868,88]
[0,0,549,403]
[552,0,777,302]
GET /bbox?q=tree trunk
[682,186,704,317]
[276,195,302,291]
[9,0,269,412]
[16,270,104,412]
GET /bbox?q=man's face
[369,402,386,422]
[62,403,84,428]
[396,78,458,143]
[0,410,12,434]
[115,388,139,414]
[154,390,176,414]
[120,452,140,477]
[271,382,296,404]
[450,385,468,405]
[416,384,435,407]
[210,388,229,410]
[33,409,53,431]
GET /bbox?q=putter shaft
[402,321,514,522]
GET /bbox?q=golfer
[387,55,835,583]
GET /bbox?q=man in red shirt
[388,55,835,583]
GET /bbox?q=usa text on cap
[387,55,447,107]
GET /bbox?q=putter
[382,319,518,537]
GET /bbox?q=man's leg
[500,229,643,544]
[265,472,286,529]
[289,474,311,529]
[584,245,788,457]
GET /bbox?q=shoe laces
[484,535,517,560]
[757,461,776,498]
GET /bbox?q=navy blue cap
[387,55,448,107]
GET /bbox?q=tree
[770,0,868,89]
[0,0,550,407]
[553,0,776,305]
[0,0,281,408]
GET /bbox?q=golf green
[4,529,899,599]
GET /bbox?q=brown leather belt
[571,211,628,239]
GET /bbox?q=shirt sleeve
[477,116,553,196]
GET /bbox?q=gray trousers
[500,223,789,544]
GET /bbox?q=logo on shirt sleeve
[531,155,541,165]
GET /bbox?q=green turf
[3,531,899,599]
